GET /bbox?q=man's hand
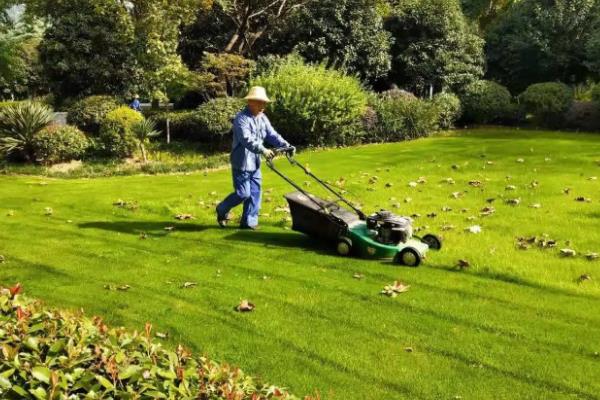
[263,148,275,160]
[287,146,297,157]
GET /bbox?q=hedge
[67,96,121,135]
[32,125,90,165]
[519,82,574,128]
[460,80,516,124]
[99,107,144,158]
[369,96,439,142]
[0,284,296,399]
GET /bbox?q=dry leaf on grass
[560,249,577,257]
[530,203,542,209]
[44,207,53,216]
[6,210,14,217]
[585,252,598,260]
[575,196,592,203]
[175,214,195,221]
[156,332,169,339]
[578,274,592,283]
[104,284,131,291]
[353,273,365,280]
[0,255,5,263]
[408,181,418,188]
[466,225,482,234]
[381,281,410,298]
[236,300,255,312]
[441,225,456,231]
[164,226,175,232]
[505,185,517,191]
[505,198,521,206]
[456,260,470,270]
[181,282,198,289]
[443,178,456,185]
[480,207,495,217]
[469,180,482,187]
[139,232,147,240]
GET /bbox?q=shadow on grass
[223,230,335,256]
[78,221,214,236]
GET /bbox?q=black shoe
[240,224,259,231]
[217,210,231,228]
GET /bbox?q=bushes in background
[370,96,439,142]
[460,80,515,124]
[195,97,245,140]
[32,125,90,164]
[67,96,121,134]
[432,92,462,129]
[252,59,368,146]
[0,102,55,162]
[519,82,574,127]
[99,106,144,158]
[0,284,295,399]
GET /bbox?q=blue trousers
[217,169,262,228]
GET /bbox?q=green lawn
[1,128,599,399]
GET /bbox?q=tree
[262,0,392,82]
[125,0,210,104]
[38,0,138,99]
[181,0,311,58]
[460,0,515,31]
[385,0,485,94]
[486,0,600,93]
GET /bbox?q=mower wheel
[336,237,353,256]
[422,234,442,250]
[394,247,422,267]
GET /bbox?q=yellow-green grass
[1,128,599,399]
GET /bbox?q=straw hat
[244,86,271,103]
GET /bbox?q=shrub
[67,96,121,134]
[0,101,20,111]
[564,101,600,131]
[370,96,439,142]
[196,97,245,140]
[31,125,90,165]
[432,92,462,129]
[99,106,144,158]
[519,82,574,127]
[149,110,203,141]
[0,284,295,399]
[592,84,600,104]
[460,80,514,124]
[0,102,55,162]
[252,60,368,146]
[131,119,161,162]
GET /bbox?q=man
[130,95,142,112]
[216,86,294,230]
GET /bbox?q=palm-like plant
[0,102,55,161]
[131,118,161,163]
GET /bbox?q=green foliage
[0,101,54,161]
[460,80,515,124]
[564,101,600,131]
[200,52,256,98]
[370,96,440,141]
[432,92,462,129]
[31,124,90,165]
[99,107,144,158]
[0,285,295,399]
[196,97,245,140]
[486,0,600,93]
[386,0,485,94]
[253,59,368,146]
[591,84,600,103]
[38,0,138,99]
[265,0,392,82]
[67,96,121,135]
[460,0,515,31]
[147,110,203,141]
[131,118,161,162]
[519,82,574,127]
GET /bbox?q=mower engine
[366,210,413,245]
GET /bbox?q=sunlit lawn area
[1,128,599,399]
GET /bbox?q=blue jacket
[231,107,289,171]
[130,99,142,112]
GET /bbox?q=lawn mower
[266,148,442,267]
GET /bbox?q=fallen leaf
[236,300,255,312]
[156,332,169,339]
[209,191,217,196]
[404,347,414,353]
[451,192,463,199]
[385,183,393,188]
[381,281,410,297]
[442,206,452,212]
[456,260,470,270]
[585,252,598,260]
[139,232,147,240]
[505,185,517,191]
[575,196,591,203]
[588,176,597,181]
[467,225,482,234]
[563,188,572,195]
[578,274,592,283]
[480,207,495,217]
[408,181,418,188]
[451,164,460,170]
[443,178,456,185]
[175,214,195,220]
[427,213,437,218]
[164,226,175,232]
[516,158,525,163]
[0,255,4,263]
[6,210,14,217]
[505,198,521,206]
[404,197,412,203]
[486,198,496,204]
[530,181,539,188]
[353,273,365,280]
[530,203,542,209]
[469,180,482,187]
[417,177,427,184]
[560,249,577,257]
[181,282,198,289]
[441,224,455,231]
[44,207,53,216]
